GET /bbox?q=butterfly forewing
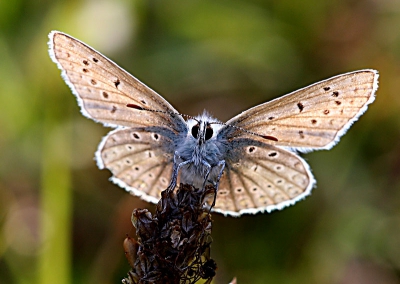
[212,139,314,216]
[226,70,378,151]
[49,31,186,132]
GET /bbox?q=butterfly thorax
[175,113,226,186]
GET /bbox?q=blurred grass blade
[39,116,72,284]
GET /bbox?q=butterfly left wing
[49,31,189,202]
[225,70,378,152]
[211,138,314,216]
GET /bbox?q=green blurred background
[1,0,400,283]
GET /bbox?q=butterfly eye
[191,124,200,139]
[205,126,213,140]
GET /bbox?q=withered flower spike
[122,184,217,284]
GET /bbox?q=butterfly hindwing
[212,138,314,216]
[97,127,176,202]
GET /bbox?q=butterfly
[48,31,379,216]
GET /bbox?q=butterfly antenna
[126,104,200,123]
[129,104,278,141]
[209,121,278,142]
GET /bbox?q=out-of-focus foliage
[1,0,400,283]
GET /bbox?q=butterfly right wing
[97,127,177,203]
[212,70,378,215]
[49,31,186,132]
[211,138,314,216]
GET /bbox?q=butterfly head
[187,112,223,146]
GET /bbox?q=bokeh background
[1,0,400,283]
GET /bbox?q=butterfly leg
[200,161,216,214]
[209,160,225,208]
[167,151,191,192]
[214,160,226,189]
[200,160,212,191]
